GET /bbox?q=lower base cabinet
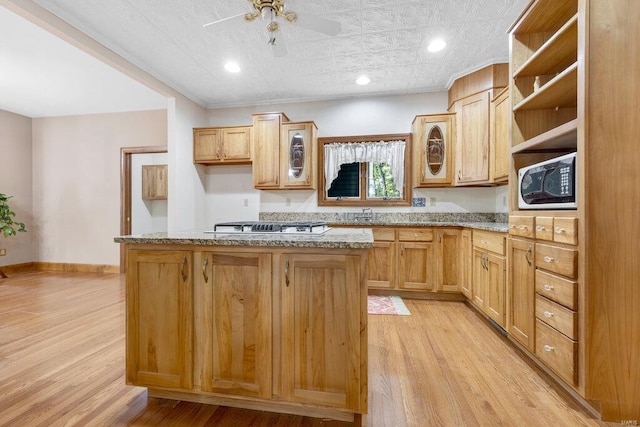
[471,231,507,328]
[125,245,368,422]
[507,237,535,351]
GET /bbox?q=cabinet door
[507,238,536,351]
[460,230,473,298]
[472,249,487,308]
[201,252,272,398]
[368,241,395,289]
[222,127,252,162]
[436,229,460,292]
[142,164,168,200]
[485,252,506,328]
[398,242,435,290]
[194,129,221,162]
[126,250,193,390]
[281,254,362,411]
[252,113,282,188]
[280,122,316,189]
[413,114,455,187]
[455,91,490,184]
[490,89,510,182]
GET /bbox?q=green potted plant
[0,193,26,238]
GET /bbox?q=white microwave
[518,152,577,210]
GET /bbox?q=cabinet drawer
[553,217,578,245]
[535,269,577,310]
[535,217,554,241]
[508,216,534,238]
[472,231,505,255]
[398,228,433,242]
[372,227,395,241]
[535,295,577,340]
[535,319,578,386]
[535,243,578,279]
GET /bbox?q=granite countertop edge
[329,221,508,233]
[114,228,374,249]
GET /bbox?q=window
[318,133,412,207]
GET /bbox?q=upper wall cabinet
[490,88,510,183]
[448,63,509,186]
[280,121,317,189]
[142,164,168,200]
[193,126,252,165]
[252,112,317,190]
[412,113,455,187]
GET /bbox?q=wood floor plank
[0,272,613,426]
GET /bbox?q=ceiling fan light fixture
[356,75,370,86]
[224,61,241,73]
[427,39,446,53]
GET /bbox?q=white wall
[167,95,208,232]
[202,92,503,222]
[131,152,168,234]
[0,109,35,266]
[32,109,167,266]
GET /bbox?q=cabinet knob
[544,256,554,263]
[543,311,554,318]
[536,225,545,231]
[543,345,554,352]
[543,284,555,291]
[555,227,565,233]
[518,224,528,230]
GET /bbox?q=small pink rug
[367,295,411,315]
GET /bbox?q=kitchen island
[115,227,372,424]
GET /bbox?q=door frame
[120,146,168,272]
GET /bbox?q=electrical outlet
[430,197,436,207]
[243,198,248,207]
[0,248,6,256]
[286,198,291,207]
[502,196,507,207]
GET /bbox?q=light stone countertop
[329,221,508,233]
[114,227,374,249]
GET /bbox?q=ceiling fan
[203,0,342,57]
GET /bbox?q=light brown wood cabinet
[193,126,252,165]
[126,249,193,390]
[252,113,317,190]
[281,253,364,411]
[507,237,535,351]
[142,164,168,200]
[459,229,473,298]
[490,88,509,183]
[124,244,368,422]
[471,230,506,328]
[367,227,459,293]
[412,113,455,187]
[200,251,272,398]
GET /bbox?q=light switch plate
[0,248,6,256]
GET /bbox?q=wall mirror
[317,133,412,206]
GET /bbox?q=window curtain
[324,140,405,195]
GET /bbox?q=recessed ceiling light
[224,61,241,73]
[356,75,370,85]
[427,39,446,53]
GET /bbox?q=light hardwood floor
[0,271,613,426]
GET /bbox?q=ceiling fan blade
[270,32,288,57]
[203,12,245,29]
[294,14,341,36]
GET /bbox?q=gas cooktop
[206,221,330,235]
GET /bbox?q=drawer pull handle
[543,345,554,352]
[284,260,290,287]
[543,311,554,318]
[543,284,555,291]
[536,225,545,231]
[555,227,565,233]
[180,256,188,282]
[518,224,528,230]
[544,256,554,263]
[481,240,488,245]
[509,224,515,229]
[202,256,209,283]
[525,247,532,266]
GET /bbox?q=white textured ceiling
[29,0,529,109]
